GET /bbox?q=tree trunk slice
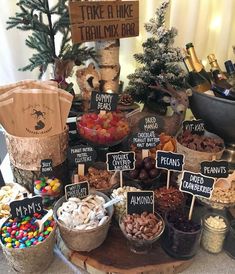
[5,128,68,170]
[57,224,193,274]
[11,161,69,193]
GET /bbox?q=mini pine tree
[126,0,186,114]
[7,0,96,89]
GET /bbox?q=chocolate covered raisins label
[127,191,154,214]
[106,151,135,171]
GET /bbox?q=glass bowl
[77,112,130,147]
[119,212,165,254]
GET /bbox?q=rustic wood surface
[57,224,193,274]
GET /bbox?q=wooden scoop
[35,209,53,233]
[215,171,235,190]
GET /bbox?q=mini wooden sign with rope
[69,0,139,43]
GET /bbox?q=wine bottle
[224,60,235,87]
[208,53,227,80]
[183,50,211,92]
[212,70,231,88]
[211,83,235,100]
[186,43,211,82]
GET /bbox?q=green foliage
[7,0,95,78]
[126,0,186,111]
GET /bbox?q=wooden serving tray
[57,224,193,274]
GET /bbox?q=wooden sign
[180,171,215,199]
[131,131,160,149]
[90,91,119,111]
[40,159,53,177]
[68,145,97,167]
[127,191,154,214]
[69,1,139,43]
[156,151,185,172]
[10,196,43,218]
[183,119,205,135]
[106,151,135,171]
[65,181,89,200]
[200,160,229,178]
[139,115,163,131]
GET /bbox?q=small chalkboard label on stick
[106,151,135,188]
[156,150,185,189]
[139,115,163,131]
[68,145,96,167]
[10,196,44,219]
[183,119,205,135]
[90,91,119,112]
[180,171,215,220]
[127,191,154,215]
[65,181,89,200]
[40,159,53,177]
[131,131,160,149]
[200,160,229,178]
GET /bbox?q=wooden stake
[188,195,196,220]
[120,170,123,188]
[78,164,85,177]
[166,170,170,189]
[74,174,79,184]
[142,149,149,159]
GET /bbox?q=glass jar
[201,213,228,254]
[224,220,235,259]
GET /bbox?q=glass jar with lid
[201,213,228,254]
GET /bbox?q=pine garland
[7,0,96,79]
[126,0,186,113]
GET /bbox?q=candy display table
[57,224,193,274]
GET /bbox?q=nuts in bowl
[119,211,164,253]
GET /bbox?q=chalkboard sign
[131,131,160,149]
[68,145,96,167]
[139,115,163,132]
[156,150,185,172]
[180,171,215,199]
[40,159,53,177]
[183,119,205,135]
[201,160,229,178]
[90,91,119,112]
[127,191,154,215]
[10,196,44,218]
[106,151,135,171]
[65,181,89,200]
[69,1,139,43]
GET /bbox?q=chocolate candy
[0,213,54,249]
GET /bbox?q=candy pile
[57,195,109,230]
[120,212,164,240]
[154,186,185,215]
[111,186,141,220]
[0,184,28,219]
[78,167,115,190]
[201,215,228,253]
[0,213,54,248]
[177,130,224,152]
[34,178,61,196]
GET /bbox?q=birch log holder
[0,80,72,192]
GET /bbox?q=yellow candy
[28,232,33,237]
[52,185,58,192]
[6,243,12,248]
[47,227,53,232]
[15,241,20,246]
[5,237,12,243]
[50,180,55,186]
[33,231,38,237]
[36,184,41,190]
[21,221,27,225]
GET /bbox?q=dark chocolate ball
[129,169,139,179]
[149,168,159,178]
[139,169,149,180]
